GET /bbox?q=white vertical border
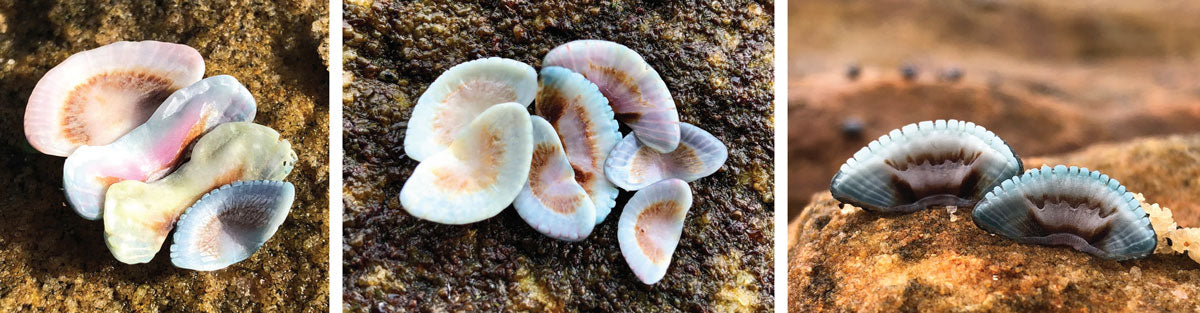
[773,0,788,311]
[329,0,344,311]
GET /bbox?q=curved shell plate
[25,41,205,156]
[972,165,1157,260]
[404,57,537,161]
[513,116,596,241]
[64,75,257,220]
[605,122,727,191]
[535,66,621,225]
[170,180,294,271]
[400,103,533,225]
[830,119,1022,212]
[104,122,296,264]
[618,179,692,285]
[543,40,680,153]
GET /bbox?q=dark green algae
[343,0,774,312]
[0,1,329,312]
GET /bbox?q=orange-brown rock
[790,135,1200,312]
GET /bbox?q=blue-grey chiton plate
[972,165,1157,261]
[830,120,1023,212]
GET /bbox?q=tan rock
[790,135,1200,312]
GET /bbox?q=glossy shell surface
[400,103,533,225]
[535,66,621,224]
[25,41,205,156]
[103,122,296,264]
[170,180,294,271]
[404,57,537,161]
[605,122,727,191]
[513,116,596,241]
[617,179,692,285]
[830,119,1022,212]
[64,75,256,220]
[543,40,680,153]
[973,165,1157,260]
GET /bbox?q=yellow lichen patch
[344,0,373,7]
[706,50,728,69]
[736,155,774,203]
[509,266,563,312]
[355,265,406,295]
[712,250,760,313]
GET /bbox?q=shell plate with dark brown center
[972,165,1157,260]
[830,120,1023,212]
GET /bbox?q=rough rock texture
[787,0,1200,219]
[0,1,329,312]
[342,1,773,311]
[789,135,1200,312]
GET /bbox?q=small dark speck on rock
[939,68,963,83]
[845,64,861,81]
[841,117,864,139]
[901,64,918,81]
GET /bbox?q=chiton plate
[830,120,1022,212]
[25,41,205,156]
[973,165,1156,260]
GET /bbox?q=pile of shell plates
[24,41,297,271]
[399,40,728,285]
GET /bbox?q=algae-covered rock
[343,1,774,311]
[789,135,1200,312]
[0,1,329,312]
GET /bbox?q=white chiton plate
[605,122,728,190]
[104,122,296,264]
[618,178,692,285]
[513,116,596,241]
[25,40,205,156]
[400,102,533,225]
[535,66,621,225]
[543,40,680,153]
[170,180,294,271]
[64,75,257,220]
[404,57,537,161]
